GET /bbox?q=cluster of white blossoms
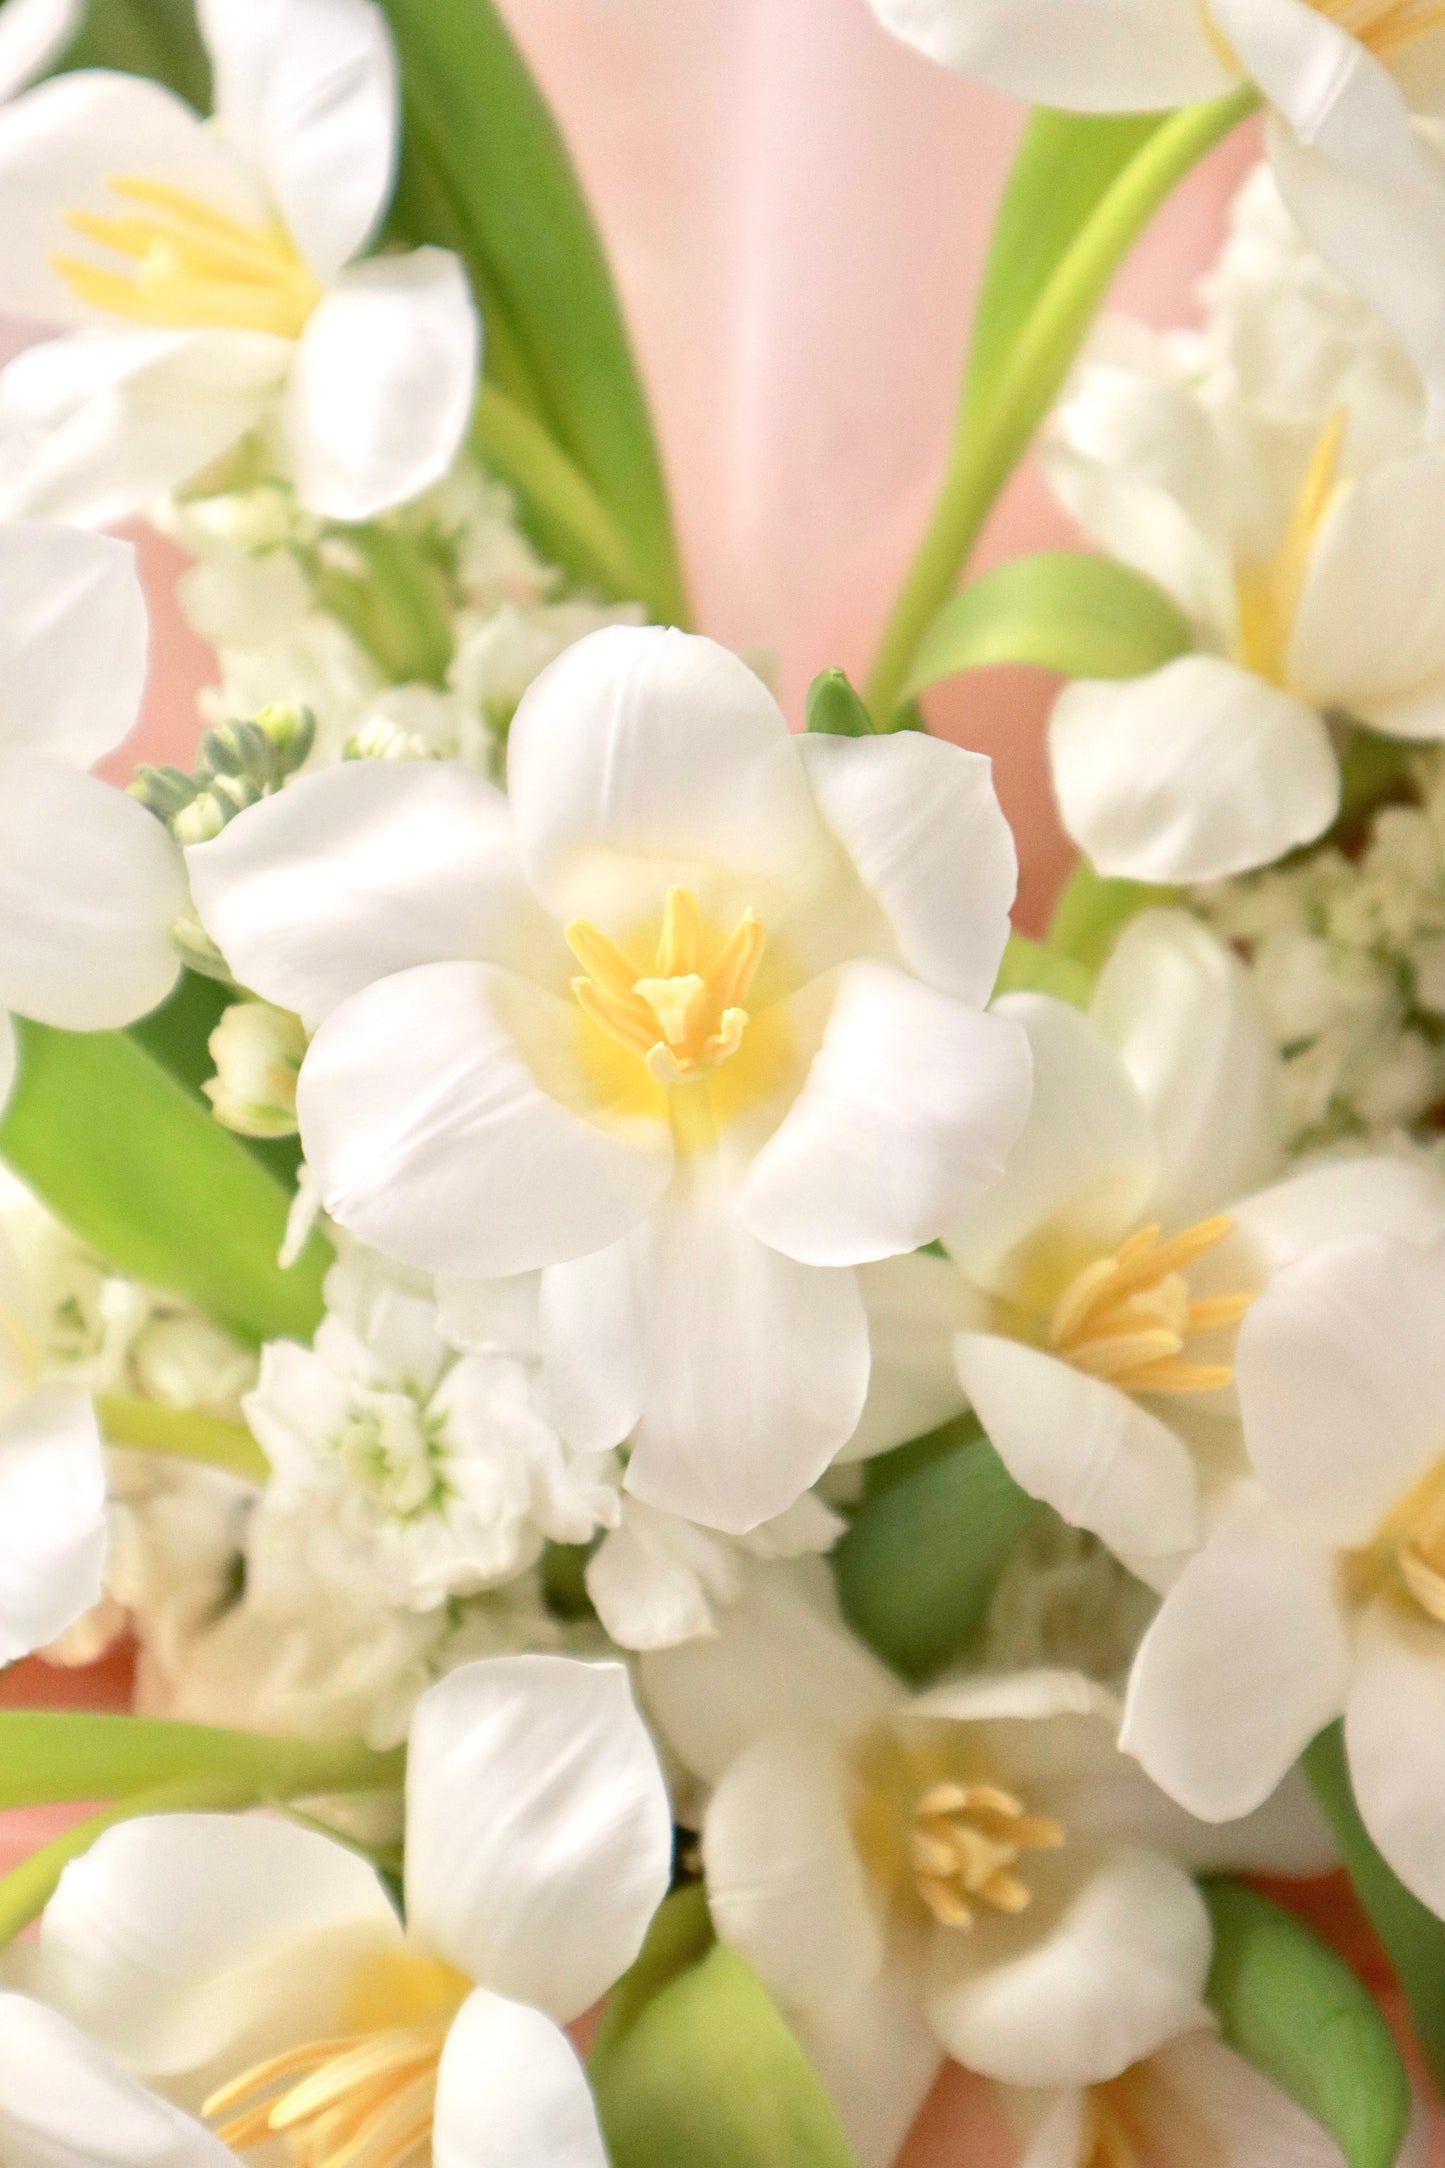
[10,0,1445,2162]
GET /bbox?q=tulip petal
[865,0,1229,109]
[188,759,566,1027]
[0,1992,235,2168]
[0,753,184,1029]
[0,524,146,765]
[0,0,81,105]
[0,1385,105,1665]
[1134,2030,1356,2168]
[1121,1508,1350,1820]
[840,1251,978,1463]
[434,1989,609,2168]
[1228,1155,1445,1277]
[405,1656,672,2024]
[1345,1605,1445,1918]
[286,248,479,519]
[297,960,673,1278]
[789,1973,945,2168]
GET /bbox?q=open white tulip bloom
[866,0,1445,437]
[0,0,478,525]
[1122,1229,1445,1916]
[1045,340,1445,880]
[0,1992,240,2168]
[31,1654,672,2168]
[643,1565,1333,2168]
[0,518,184,1098]
[188,624,1032,1533]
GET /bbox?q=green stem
[97,1393,269,1483]
[0,1710,404,1811]
[470,383,653,610]
[864,87,1257,725]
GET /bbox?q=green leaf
[805,669,875,738]
[97,1393,269,1482]
[590,1924,859,2168]
[591,1886,716,2066]
[378,0,688,627]
[312,523,455,687]
[904,552,1192,699]
[471,383,647,604]
[53,0,210,104]
[0,1710,404,1809]
[833,1425,1040,1683]
[0,1020,328,1346]
[1203,1878,1410,2168]
[1047,861,1180,973]
[994,930,1095,1009]
[1305,1722,1445,2098]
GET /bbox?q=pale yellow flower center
[1342,1457,1445,1623]
[909,1778,1064,1931]
[1044,1215,1252,1396]
[53,176,322,338]
[567,884,766,1087]
[204,1949,470,2168]
[1234,406,1347,689]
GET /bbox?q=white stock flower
[585,1490,845,1652]
[0,1991,239,2168]
[33,1655,672,2168]
[1045,334,1445,880]
[865,0,1445,437]
[187,625,1032,1534]
[0,0,478,524]
[1122,1227,1445,1916]
[642,1565,1333,2168]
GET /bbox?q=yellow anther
[1236,406,1348,686]
[1048,1214,1248,1396]
[54,173,321,339]
[910,1779,1064,1931]
[1344,1459,1445,1624]
[567,887,766,1086]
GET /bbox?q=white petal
[619,1162,871,1533]
[909,1666,1120,1731]
[1345,1605,1445,1918]
[200,0,397,279]
[840,1251,977,1463]
[405,1655,672,2023]
[1005,2086,1087,2168]
[1291,453,1445,737]
[0,524,146,765]
[1120,1508,1350,1820]
[0,1385,104,1665]
[789,1974,944,2168]
[1237,1236,1445,1543]
[924,1848,1212,2086]
[945,993,1155,1298]
[297,961,673,1278]
[1136,2030,1354,2168]
[865,0,1229,108]
[0,0,81,104]
[286,249,478,519]
[740,962,1031,1267]
[433,1989,608,2168]
[188,759,564,1027]
[584,1502,732,1652]
[1090,910,1281,1226]
[640,1561,903,1787]
[506,627,819,927]
[0,753,183,1028]
[1229,1155,1445,1275]
[0,1993,234,2168]
[797,731,1016,1004]
[1049,655,1340,884]
[0,70,264,324]
[704,1729,885,2010]
[38,1812,402,2077]
[956,1334,1198,1562]
[538,1244,642,1459]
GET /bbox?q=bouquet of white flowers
[1,0,1444,2162]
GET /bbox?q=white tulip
[187,625,1032,1534]
[31,1654,672,2168]
[866,0,1445,439]
[1122,1227,1445,1918]
[0,0,478,525]
[642,1564,1335,2168]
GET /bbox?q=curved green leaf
[1203,1878,1410,2168]
[53,0,209,103]
[905,551,1192,699]
[834,1423,1039,1684]
[0,1020,328,1345]
[0,1709,403,1809]
[470,383,647,603]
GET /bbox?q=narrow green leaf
[378,0,689,627]
[805,669,875,738]
[97,1393,269,1482]
[53,0,210,104]
[471,382,647,603]
[0,1020,328,1346]
[1047,861,1180,973]
[1203,1878,1410,2168]
[590,1931,859,2168]
[905,552,1192,699]
[994,931,1095,1009]
[312,523,455,687]
[834,1427,1040,1683]
[1306,1722,1445,2098]
[0,1710,404,1809]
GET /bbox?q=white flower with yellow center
[30,1654,672,2168]
[1043,337,1445,880]
[866,0,1445,438]
[187,625,1032,1534]
[0,0,478,525]
[1122,1227,1445,1916]
[642,1566,1335,2168]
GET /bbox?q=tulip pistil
[567,885,766,1085]
[910,1778,1063,1930]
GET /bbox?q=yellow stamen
[1236,407,1348,686]
[1048,1214,1250,1396]
[1309,0,1445,55]
[910,1778,1063,1931]
[1343,1458,1445,1623]
[566,886,767,1086]
[54,172,321,339]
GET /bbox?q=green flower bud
[204,1000,308,1138]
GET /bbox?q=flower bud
[204,1001,307,1138]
